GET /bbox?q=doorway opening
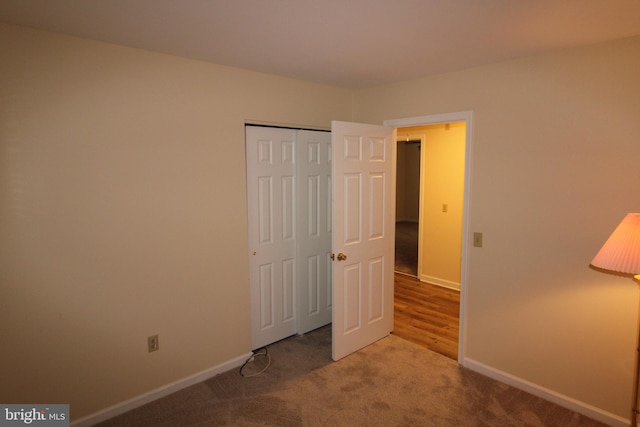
[386,112,472,363]
[393,122,465,360]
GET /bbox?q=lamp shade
[591,213,640,275]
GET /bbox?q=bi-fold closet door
[246,126,332,350]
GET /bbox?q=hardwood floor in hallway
[393,272,460,360]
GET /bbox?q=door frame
[384,111,472,364]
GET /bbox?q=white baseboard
[71,351,252,427]
[420,274,460,291]
[463,357,628,427]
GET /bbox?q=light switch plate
[473,232,483,248]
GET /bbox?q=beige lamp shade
[591,213,640,275]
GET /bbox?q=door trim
[384,111,473,365]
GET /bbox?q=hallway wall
[418,123,465,287]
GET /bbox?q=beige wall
[0,23,352,420]
[355,37,640,420]
[418,123,465,286]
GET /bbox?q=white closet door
[246,126,298,349]
[296,130,332,334]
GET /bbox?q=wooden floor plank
[393,273,460,360]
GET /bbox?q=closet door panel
[247,126,298,349]
[297,130,332,334]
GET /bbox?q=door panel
[247,127,298,349]
[332,121,396,361]
[297,130,332,334]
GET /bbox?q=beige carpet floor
[98,326,607,426]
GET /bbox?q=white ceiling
[2,0,640,89]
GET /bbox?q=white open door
[331,121,396,361]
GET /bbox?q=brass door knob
[337,253,347,261]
